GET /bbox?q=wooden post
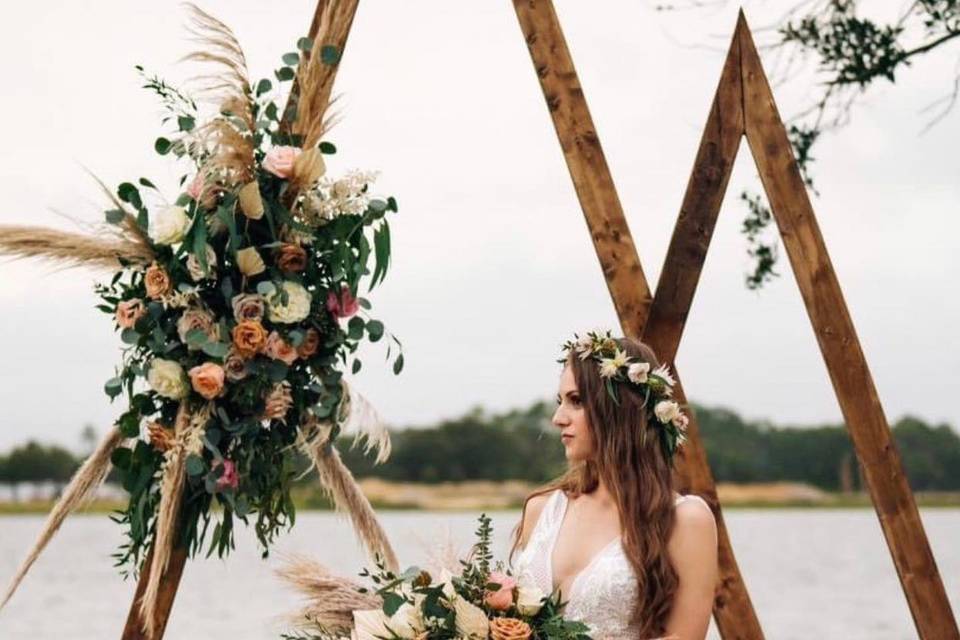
[119,1,359,637]
[510,2,764,638]
[644,10,958,639]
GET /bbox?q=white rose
[186,243,218,281]
[151,206,191,245]
[386,602,420,639]
[627,361,650,384]
[453,596,489,640]
[351,609,390,640]
[146,358,189,400]
[267,281,312,324]
[654,400,681,424]
[515,574,545,616]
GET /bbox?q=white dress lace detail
[512,489,707,639]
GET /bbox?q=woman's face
[553,365,596,462]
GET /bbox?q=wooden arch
[121,1,959,638]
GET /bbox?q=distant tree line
[3,402,959,491]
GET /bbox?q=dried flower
[262,381,293,424]
[276,243,307,272]
[115,298,146,329]
[236,246,265,276]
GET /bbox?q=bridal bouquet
[281,515,591,640]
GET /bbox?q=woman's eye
[570,396,581,406]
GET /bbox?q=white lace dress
[512,489,706,639]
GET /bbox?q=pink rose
[265,331,299,365]
[116,298,146,329]
[215,459,239,491]
[263,146,301,179]
[484,571,517,611]
[326,286,359,319]
[186,171,205,201]
[188,362,225,400]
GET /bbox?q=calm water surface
[1,509,957,639]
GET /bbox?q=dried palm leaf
[0,426,124,611]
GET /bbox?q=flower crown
[560,329,689,462]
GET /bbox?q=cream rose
[655,400,681,424]
[188,362,225,400]
[147,358,189,400]
[515,573,545,616]
[186,243,218,281]
[151,205,191,245]
[267,281,312,324]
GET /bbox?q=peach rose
[484,571,517,611]
[296,328,320,358]
[144,263,172,299]
[265,331,298,365]
[263,146,301,179]
[490,617,531,640]
[231,293,266,322]
[231,320,267,358]
[116,298,146,329]
[276,243,308,272]
[188,362,225,399]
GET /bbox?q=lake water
[0,509,957,639]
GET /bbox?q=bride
[511,332,718,639]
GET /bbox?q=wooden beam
[735,10,959,639]
[640,20,764,640]
[120,547,188,640]
[510,2,764,638]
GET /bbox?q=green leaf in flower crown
[296,36,314,52]
[320,45,340,65]
[366,320,384,342]
[120,328,141,345]
[281,52,300,66]
[104,377,123,399]
[177,115,195,132]
[319,141,336,154]
[201,341,230,358]
[105,209,125,225]
[155,137,172,155]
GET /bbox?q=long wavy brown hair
[511,337,679,637]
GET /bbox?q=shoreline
[1,480,958,514]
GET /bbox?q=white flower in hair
[627,361,650,384]
[652,363,676,389]
[674,413,689,431]
[574,334,594,359]
[599,358,619,378]
[654,400,681,424]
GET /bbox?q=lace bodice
[512,489,706,639]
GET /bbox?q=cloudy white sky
[0,1,957,452]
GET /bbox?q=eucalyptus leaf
[281,52,300,66]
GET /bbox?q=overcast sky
[0,1,957,452]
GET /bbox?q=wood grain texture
[641,20,764,640]
[511,0,652,337]
[736,10,959,639]
[120,547,188,640]
[511,2,763,638]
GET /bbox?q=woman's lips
[561,433,573,443]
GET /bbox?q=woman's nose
[552,406,568,428]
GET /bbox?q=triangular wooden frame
[120,1,959,638]
[514,2,958,639]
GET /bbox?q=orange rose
[265,331,298,365]
[144,263,172,299]
[188,362,226,399]
[276,243,308,272]
[297,328,320,358]
[231,320,267,357]
[116,298,146,329]
[490,618,531,640]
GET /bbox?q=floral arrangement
[281,515,591,640]
[0,5,402,634]
[560,330,688,461]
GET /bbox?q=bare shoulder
[669,496,718,559]
[518,492,552,548]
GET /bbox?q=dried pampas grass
[0,426,124,611]
[275,554,381,635]
[338,381,391,465]
[298,429,398,573]
[0,225,154,271]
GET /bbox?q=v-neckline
[547,491,622,602]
